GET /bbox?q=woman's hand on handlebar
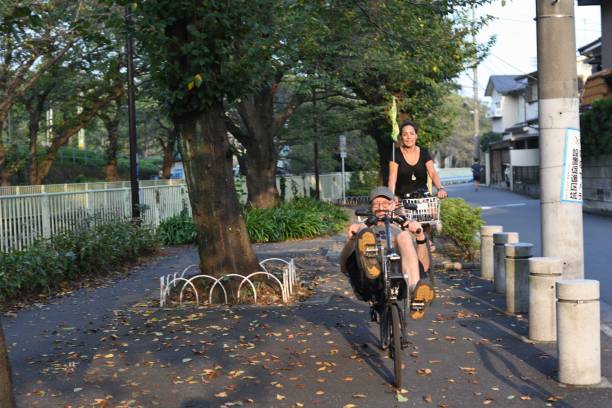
[437,188,448,199]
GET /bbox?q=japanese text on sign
[561,128,582,204]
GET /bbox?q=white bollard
[493,232,519,294]
[557,279,601,386]
[505,243,533,314]
[480,225,503,280]
[528,257,562,342]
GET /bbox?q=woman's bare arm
[388,161,399,194]
[425,160,447,198]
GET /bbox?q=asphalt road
[447,183,612,305]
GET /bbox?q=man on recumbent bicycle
[339,186,434,322]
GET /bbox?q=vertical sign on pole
[339,135,347,203]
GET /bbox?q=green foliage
[155,198,349,245]
[580,98,612,159]
[0,222,159,302]
[150,198,349,245]
[137,0,279,116]
[300,1,494,154]
[479,131,503,152]
[245,198,349,243]
[440,198,484,260]
[347,171,378,196]
[157,213,198,246]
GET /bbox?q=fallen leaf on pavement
[459,367,477,375]
[417,368,432,376]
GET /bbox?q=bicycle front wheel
[379,305,390,350]
[390,303,402,389]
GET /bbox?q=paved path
[3,236,612,407]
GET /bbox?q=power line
[489,53,538,80]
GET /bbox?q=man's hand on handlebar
[401,219,422,235]
[436,188,448,199]
[347,222,365,240]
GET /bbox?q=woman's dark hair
[399,120,418,134]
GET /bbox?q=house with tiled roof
[484,75,528,134]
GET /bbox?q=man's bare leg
[396,231,419,290]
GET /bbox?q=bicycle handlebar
[354,208,422,234]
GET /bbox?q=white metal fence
[0,184,190,252]
[0,179,185,196]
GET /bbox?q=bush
[245,198,349,243]
[580,97,612,159]
[157,213,198,245]
[155,198,349,245]
[440,198,484,260]
[0,222,159,302]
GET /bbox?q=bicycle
[355,204,422,390]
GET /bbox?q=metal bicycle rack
[159,257,297,306]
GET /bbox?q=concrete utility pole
[536,0,584,278]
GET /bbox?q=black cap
[369,186,394,202]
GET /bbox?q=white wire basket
[401,197,440,225]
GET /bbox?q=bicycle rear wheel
[390,303,402,389]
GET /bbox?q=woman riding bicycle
[388,120,447,200]
[388,120,446,253]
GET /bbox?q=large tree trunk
[369,117,394,185]
[101,106,121,182]
[161,127,178,179]
[236,85,280,208]
[25,97,46,185]
[0,322,15,408]
[104,120,120,181]
[178,103,260,282]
